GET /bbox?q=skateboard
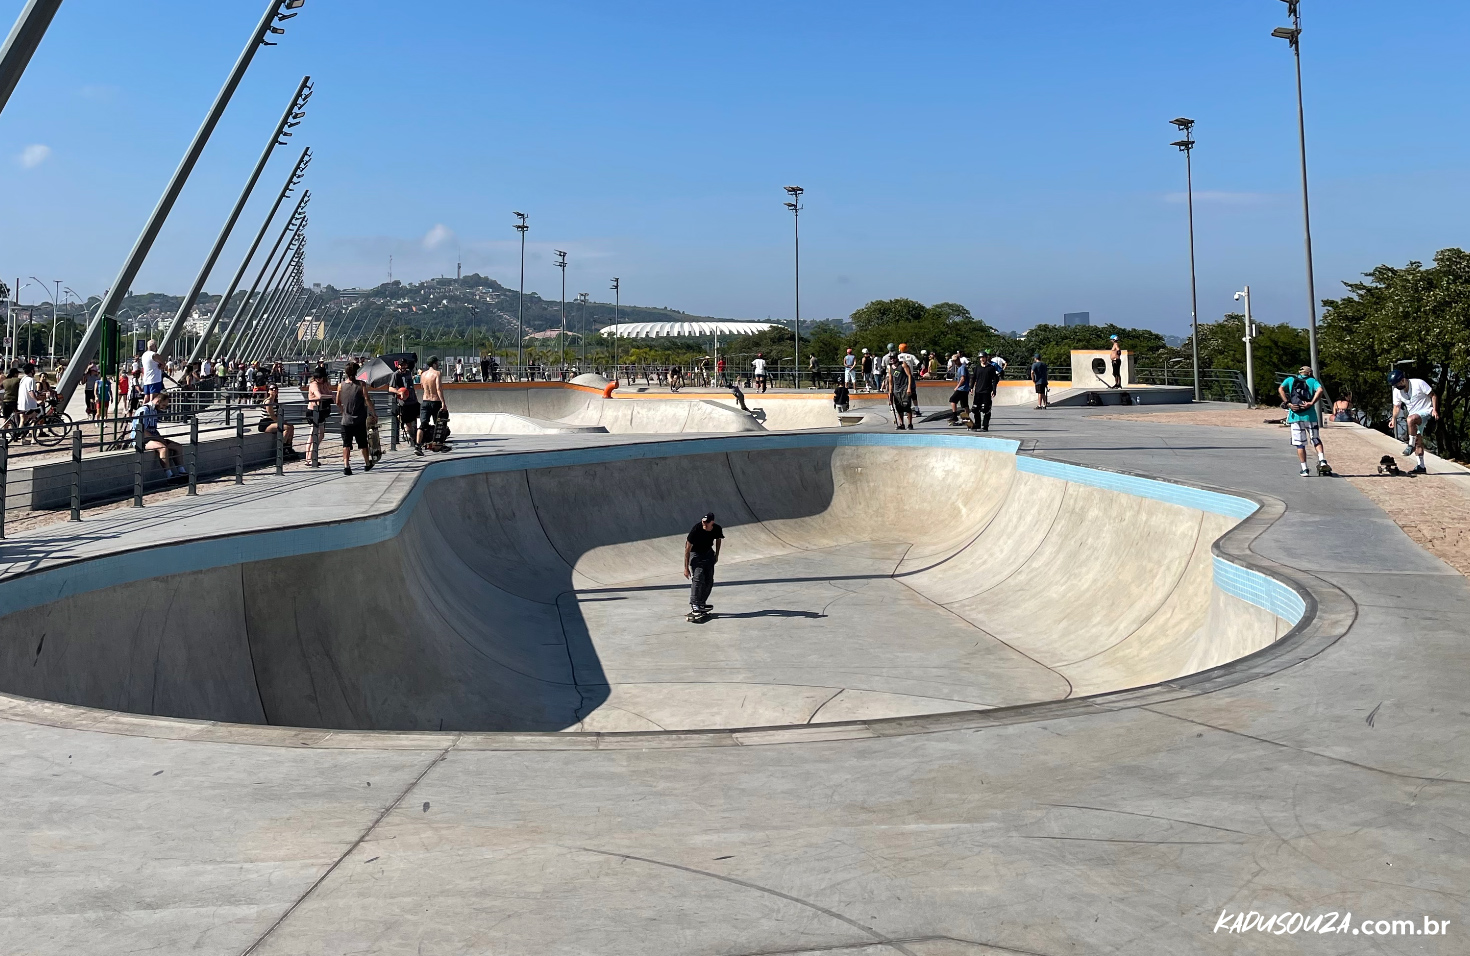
[686,611,712,624]
[1317,460,1333,477]
[368,422,383,462]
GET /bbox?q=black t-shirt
[687,522,724,556]
[1031,360,1049,383]
[972,362,1001,395]
[391,368,419,406]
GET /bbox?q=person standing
[305,365,333,467]
[843,348,857,389]
[887,350,916,430]
[2,366,20,430]
[1030,353,1050,409]
[970,351,1000,432]
[751,353,768,393]
[1108,335,1122,389]
[1278,365,1331,477]
[335,361,376,475]
[717,355,729,387]
[683,512,724,618]
[455,357,464,383]
[16,363,40,442]
[1389,370,1438,474]
[808,352,818,387]
[140,339,166,402]
[417,356,447,451]
[84,362,101,420]
[860,348,874,392]
[391,359,421,454]
[947,353,971,425]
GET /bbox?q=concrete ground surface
[1,403,1467,955]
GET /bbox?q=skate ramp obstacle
[0,435,1303,734]
[443,383,853,433]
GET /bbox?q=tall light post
[577,292,589,367]
[554,249,568,374]
[1273,0,1319,378]
[783,185,803,389]
[30,277,58,368]
[513,211,528,377]
[1234,286,1257,407]
[1169,118,1201,402]
[610,277,620,383]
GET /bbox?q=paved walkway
[1,404,1466,955]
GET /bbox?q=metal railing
[1133,367,1252,404]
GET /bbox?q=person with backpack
[391,358,420,453]
[886,351,916,430]
[1278,365,1331,477]
[1388,370,1438,474]
[335,361,377,476]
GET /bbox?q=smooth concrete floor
[3,404,1468,955]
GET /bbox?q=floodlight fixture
[1169,117,1194,130]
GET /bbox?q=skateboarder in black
[683,512,723,620]
[969,351,1001,431]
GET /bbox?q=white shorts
[844,367,856,384]
[1289,421,1321,448]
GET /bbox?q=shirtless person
[417,356,448,451]
[1108,335,1122,389]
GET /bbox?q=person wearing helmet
[1388,369,1437,474]
[886,347,916,430]
[1278,365,1331,477]
[1108,335,1123,388]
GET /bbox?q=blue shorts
[143,381,165,396]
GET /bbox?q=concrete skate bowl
[441,382,858,434]
[0,435,1307,739]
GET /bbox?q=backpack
[1286,376,1313,407]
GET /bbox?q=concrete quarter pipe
[0,434,1303,735]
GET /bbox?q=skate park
[5,1,1470,953]
[3,394,1468,955]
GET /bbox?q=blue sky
[1,1,1467,335]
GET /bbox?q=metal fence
[1133,367,1252,405]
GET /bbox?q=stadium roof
[598,320,779,339]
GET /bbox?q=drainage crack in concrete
[238,738,460,956]
[572,846,919,956]
[1142,707,1470,786]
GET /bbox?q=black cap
[701,512,716,522]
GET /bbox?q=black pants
[971,393,993,430]
[689,553,716,609]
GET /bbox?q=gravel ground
[1106,407,1470,578]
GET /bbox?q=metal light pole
[513,211,528,377]
[0,0,63,117]
[783,185,803,390]
[554,250,567,374]
[1273,0,1320,378]
[1169,118,1201,402]
[1234,286,1257,407]
[577,292,589,366]
[30,276,57,368]
[58,0,310,407]
[610,278,620,383]
[160,76,312,357]
[191,147,310,362]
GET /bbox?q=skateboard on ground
[686,605,713,624]
[1317,460,1333,477]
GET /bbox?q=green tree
[1188,314,1310,405]
[1320,247,1470,458]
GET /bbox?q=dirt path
[1099,408,1470,578]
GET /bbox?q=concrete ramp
[0,440,1299,734]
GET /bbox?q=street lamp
[610,278,620,383]
[783,185,803,389]
[554,250,568,375]
[513,211,528,378]
[1169,118,1201,402]
[31,277,58,369]
[577,292,589,367]
[1272,0,1319,379]
[1234,286,1258,407]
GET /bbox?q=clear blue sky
[2,0,1466,335]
